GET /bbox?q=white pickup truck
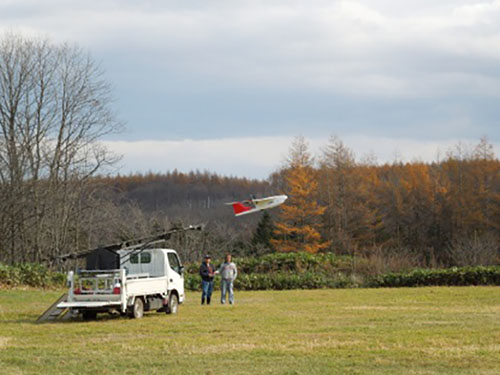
[58,248,185,320]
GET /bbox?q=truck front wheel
[129,298,144,319]
[166,294,178,314]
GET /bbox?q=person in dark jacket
[199,254,215,305]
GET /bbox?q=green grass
[0,287,499,374]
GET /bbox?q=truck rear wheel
[129,298,144,319]
[166,294,178,314]
[82,311,97,320]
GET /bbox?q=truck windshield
[167,253,181,274]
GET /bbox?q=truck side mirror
[179,266,185,275]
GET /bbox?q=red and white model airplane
[226,195,288,217]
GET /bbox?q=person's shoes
[201,298,205,305]
[221,301,225,304]
[207,297,211,305]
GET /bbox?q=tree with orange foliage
[271,136,330,253]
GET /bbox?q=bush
[4,256,498,291]
[184,271,359,291]
[185,254,500,291]
[184,252,360,291]
[0,263,66,288]
[194,252,354,275]
[369,266,500,287]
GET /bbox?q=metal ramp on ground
[36,293,71,323]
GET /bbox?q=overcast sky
[1,0,499,178]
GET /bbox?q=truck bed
[59,269,169,312]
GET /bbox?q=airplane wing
[224,200,252,205]
[253,197,274,207]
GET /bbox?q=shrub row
[0,263,66,288]
[369,266,500,287]
[2,258,499,290]
[186,263,500,291]
[186,252,356,275]
[184,271,360,291]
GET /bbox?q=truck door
[167,252,185,302]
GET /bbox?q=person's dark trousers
[201,280,214,304]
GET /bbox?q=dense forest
[79,136,498,268]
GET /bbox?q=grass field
[0,287,499,374]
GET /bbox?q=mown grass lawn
[0,287,499,374]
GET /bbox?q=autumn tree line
[268,136,499,268]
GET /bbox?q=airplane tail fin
[231,202,252,216]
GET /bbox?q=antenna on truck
[56,224,204,263]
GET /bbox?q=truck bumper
[58,301,121,309]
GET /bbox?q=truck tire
[166,294,178,314]
[82,311,97,320]
[129,298,144,319]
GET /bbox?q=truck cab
[119,248,185,304]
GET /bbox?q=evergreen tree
[251,211,275,251]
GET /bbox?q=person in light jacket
[216,254,238,305]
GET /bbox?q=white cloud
[103,136,499,179]
[104,137,293,178]
[2,0,500,98]
[1,0,499,146]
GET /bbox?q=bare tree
[0,32,121,263]
[446,233,499,266]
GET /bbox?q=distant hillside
[94,170,275,230]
